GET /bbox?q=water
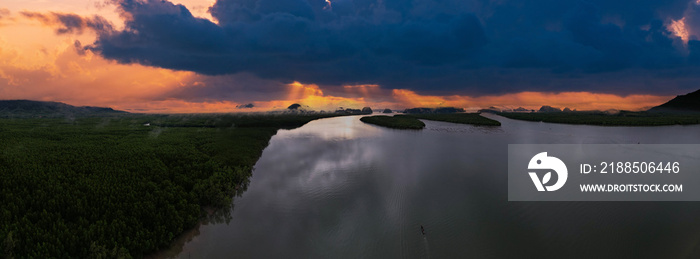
[169,114,700,258]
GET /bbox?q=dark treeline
[146,113,343,128]
[498,111,700,126]
[0,113,341,258]
[360,115,426,129]
[406,113,501,126]
[360,113,501,130]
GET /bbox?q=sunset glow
[11,2,700,258]
[669,17,690,43]
[1,0,699,113]
[391,90,672,112]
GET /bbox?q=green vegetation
[498,111,700,126]
[360,113,501,129]
[649,88,700,112]
[406,113,501,126]
[0,113,341,258]
[360,115,426,129]
[0,100,125,118]
[143,113,343,128]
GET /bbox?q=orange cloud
[250,85,670,113]
[253,81,394,111]
[286,81,324,100]
[668,17,690,43]
[0,18,379,114]
[0,33,673,114]
[121,99,242,113]
[0,25,206,113]
[170,0,217,22]
[0,8,676,114]
[392,89,671,111]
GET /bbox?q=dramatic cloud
[14,0,700,104]
[85,0,489,90]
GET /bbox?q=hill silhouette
[0,100,126,118]
[649,89,700,112]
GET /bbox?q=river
[169,114,700,258]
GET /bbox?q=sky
[2,0,700,112]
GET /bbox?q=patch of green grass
[0,113,343,258]
[498,111,700,126]
[406,113,501,126]
[360,115,426,129]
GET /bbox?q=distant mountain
[0,100,126,118]
[538,105,562,112]
[649,89,700,113]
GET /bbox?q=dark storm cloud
[59,0,700,95]
[88,0,488,88]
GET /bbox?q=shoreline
[497,111,700,126]
[0,113,345,258]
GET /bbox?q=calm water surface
[170,114,700,258]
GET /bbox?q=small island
[406,113,501,126]
[400,107,500,126]
[360,115,426,129]
[360,107,502,130]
